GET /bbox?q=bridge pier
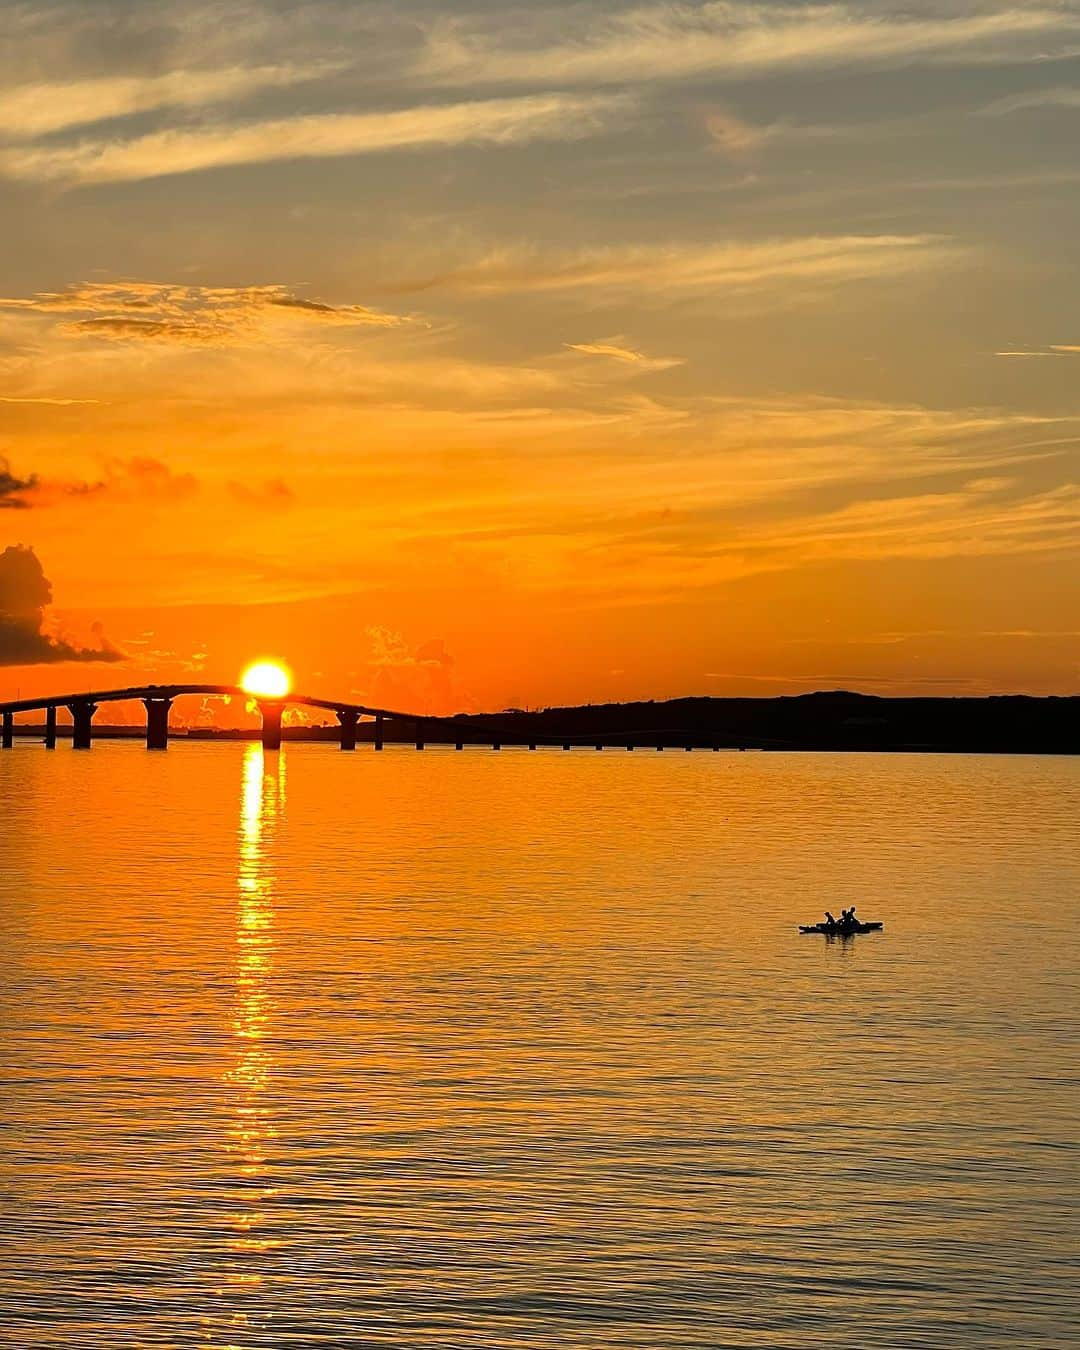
[44,706,57,749]
[337,708,358,751]
[374,713,384,751]
[2,711,12,749]
[69,700,97,750]
[260,701,283,752]
[143,697,172,751]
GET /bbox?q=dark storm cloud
[0,545,124,665]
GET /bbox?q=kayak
[800,921,883,934]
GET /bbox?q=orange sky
[1,1,1078,712]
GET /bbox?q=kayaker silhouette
[801,909,881,935]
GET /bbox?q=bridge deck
[0,684,416,720]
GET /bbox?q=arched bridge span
[0,683,419,752]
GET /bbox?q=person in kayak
[823,911,838,931]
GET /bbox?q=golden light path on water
[205,745,286,1348]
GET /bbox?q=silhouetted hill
[388,691,1078,754]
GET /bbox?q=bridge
[0,683,421,752]
[0,684,733,754]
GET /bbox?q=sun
[240,660,292,700]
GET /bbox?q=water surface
[1,744,1077,1347]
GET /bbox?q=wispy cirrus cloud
[419,2,1078,87]
[995,344,1080,357]
[718,480,1080,572]
[386,399,1080,613]
[0,281,415,344]
[0,92,631,184]
[980,86,1080,116]
[0,63,336,139]
[532,477,1080,604]
[398,397,1076,538]
[0,395,102,404]
[396,234,950,301]
[566,339,683,372]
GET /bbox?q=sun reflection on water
[209,743,286,1343]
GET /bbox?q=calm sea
[1,743,1077,1348]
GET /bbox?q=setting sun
[240,660,291,700]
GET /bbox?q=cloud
[734,481,1080,568]
[0,281,413,344]
[399,234,948,301]
[0,458,37,509]
[566,339,683,372]
[995,345,1080,357]
[382,396,1076,575]
[0,63,334,139]
[15,456,200,507]
[101,456,200,502]
[704,107,775,157]
[365,627,457,714]
[419,3,1077,87]
[0,545,123,666]
[228,478,295,509]
[65,316,215,342]
[542,473,1080,608]
[0,92,631,184]
[0,395,102,405]
[8,457,308,515]
[981,86,1080,116]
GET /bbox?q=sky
[1,0,1078,717]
